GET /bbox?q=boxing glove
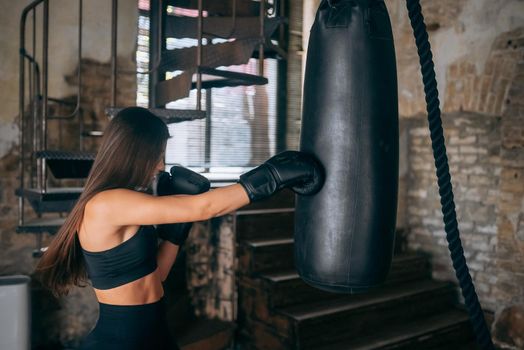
[238,150,325,203]
[154,166,210,245]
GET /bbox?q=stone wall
[186,216,236,321]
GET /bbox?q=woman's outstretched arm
[88,183,250,227]
[154,183,249,282]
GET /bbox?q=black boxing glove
[238,150,325,203]
[154,166,210,245]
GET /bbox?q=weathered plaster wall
[0,0,138,347]
[0,0,138,127]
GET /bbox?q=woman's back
[78,193,164,305]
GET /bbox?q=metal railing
[17,0,116,227]
[18,0,286,228]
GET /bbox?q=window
[137,2,279,178]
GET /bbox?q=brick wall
[392,2,524,347]
[403,113,503,309]
[400,25,524,313]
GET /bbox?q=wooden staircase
[235,190,477,349]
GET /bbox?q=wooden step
[238,234,427,279]
[236,209,294,240]
[105,107,206,124]
[237,237,294,275]
[155,66,268,106]
[258,253,431,308]
[161,38,259,72]
[16,187,83,214]
[237,280,462,349]
[167,0,261,17]
[165,16,282,40]
[277,280,458,349]
[317,308,474,350]
[252,43,288,60]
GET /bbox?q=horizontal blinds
[136,2,278,172]
[165,58,277,168]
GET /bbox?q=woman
[35,107,323,349]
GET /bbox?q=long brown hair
[35,107,170,297]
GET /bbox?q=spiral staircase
[16,0,286,256]
[17,1,286,349]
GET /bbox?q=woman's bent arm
[157,240,180,282]
[88,183,250,227]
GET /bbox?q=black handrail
[19,0,46,225]
[111,0,118,107]
[18,0,96,225]
[47,0,83,121]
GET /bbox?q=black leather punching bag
[295,0,399,293]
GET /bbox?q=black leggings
[79,297,180,350]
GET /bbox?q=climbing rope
[406,0,494,348]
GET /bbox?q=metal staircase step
[105,107,207,124]
[15,187,83,214]
[161,38,259,72]
[35,150,95,161]
[165,16,282,40]
[16,217,65,234]
[156,66,268,106]
[81,130,103,137]
[252,44,287,60]
[196,66,269,88]
[35,150,95,179]
[319,308,473,350]
[167,0,261,17]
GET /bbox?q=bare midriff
[93,267,164,305]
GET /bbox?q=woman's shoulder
[86,189,149,216]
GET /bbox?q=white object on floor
[0,275,31,350]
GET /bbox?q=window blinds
[137,2,278,174]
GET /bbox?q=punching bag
[295,0,399,293]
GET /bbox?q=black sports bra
[80,225,158,290]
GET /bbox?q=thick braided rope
[405,0,494,348]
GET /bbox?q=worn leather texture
[295,0,399,293]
